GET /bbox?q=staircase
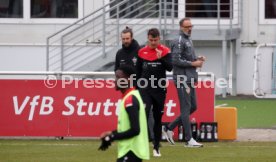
[46,0,241,73]
[46,0,177,71]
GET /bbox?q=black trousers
[140,89,166,148]
[117,151,142,162]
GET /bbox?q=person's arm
[136,56,143,80]
[171,40,195,67]
[160,53,173,72]
[111,95,140,140]
[114,52,120,71]
[98,95,140,151]
[171,40,203,68]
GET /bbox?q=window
[260,0,276,24]
[0,0,82,23]
[109,0,178,19]
[0,0,23,18]
[186,0,232,18]
[265,0,276,19]
[165,0,178,17]
[31,0,78,18]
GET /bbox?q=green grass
[216,99,276,128]
[1,140,276,162]
[1,99,276,162]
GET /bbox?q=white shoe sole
[165,136,175,145]
[162,131,175,145]
[153,154,162,157]
[153,150,161,157]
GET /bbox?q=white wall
[237,0,276,95]
[241,0,276,44]
[0,46,45,71]
[0,24,68,44]
[0,0,105,72]
[236,47,255,95]
[83,0,104,16]
[195,44,232,95]
[0,0,104,44]
[196,46,223,95]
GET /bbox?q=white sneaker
[153,148,161,157]
[185,138,203,148]
[162,127,175,145]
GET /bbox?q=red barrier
[0,80,214,137]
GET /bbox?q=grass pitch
[1,99,276,162]
[216,98,276,128]
[1,140,276,162]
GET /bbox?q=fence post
[46,38,49,71]
[117,5,120,49]
[217,0,221,35]
[61,37,64,71]
[103,7,106,58]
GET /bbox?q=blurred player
[99,65,149,162]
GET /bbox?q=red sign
[0,80,214,137]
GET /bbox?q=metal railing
[185,0,240,29]
[0,71,214,80]
[254,44,276,98]
[46,0,240,72]
[46,0,176,72]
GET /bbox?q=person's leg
[147,107,155,142]
[190,86,197,114]
[163,115,178,145]
[167,81,184,130]
[151,91,166,156]
[183,84,203,147]
[139,90,154,141]
[167,116,181,130]
[177,84,193,142]
[139,90,152,118]
[117,151,142,162]
[164,82,188,145]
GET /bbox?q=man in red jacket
[136,28,172,157]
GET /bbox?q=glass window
[31,0,78,18]
[186,0,232,18]
[165,0,178,18]
[110,0,178,18]
[0,0,23,18]
[265,0,276,19]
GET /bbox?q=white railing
[0,71,214,78]
[254,43,276,98]
[46,0,176,71]
[46,0,240,72]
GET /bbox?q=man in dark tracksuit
[163,18,205,147]
[136,28,172,157]
[114,27,140,72]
